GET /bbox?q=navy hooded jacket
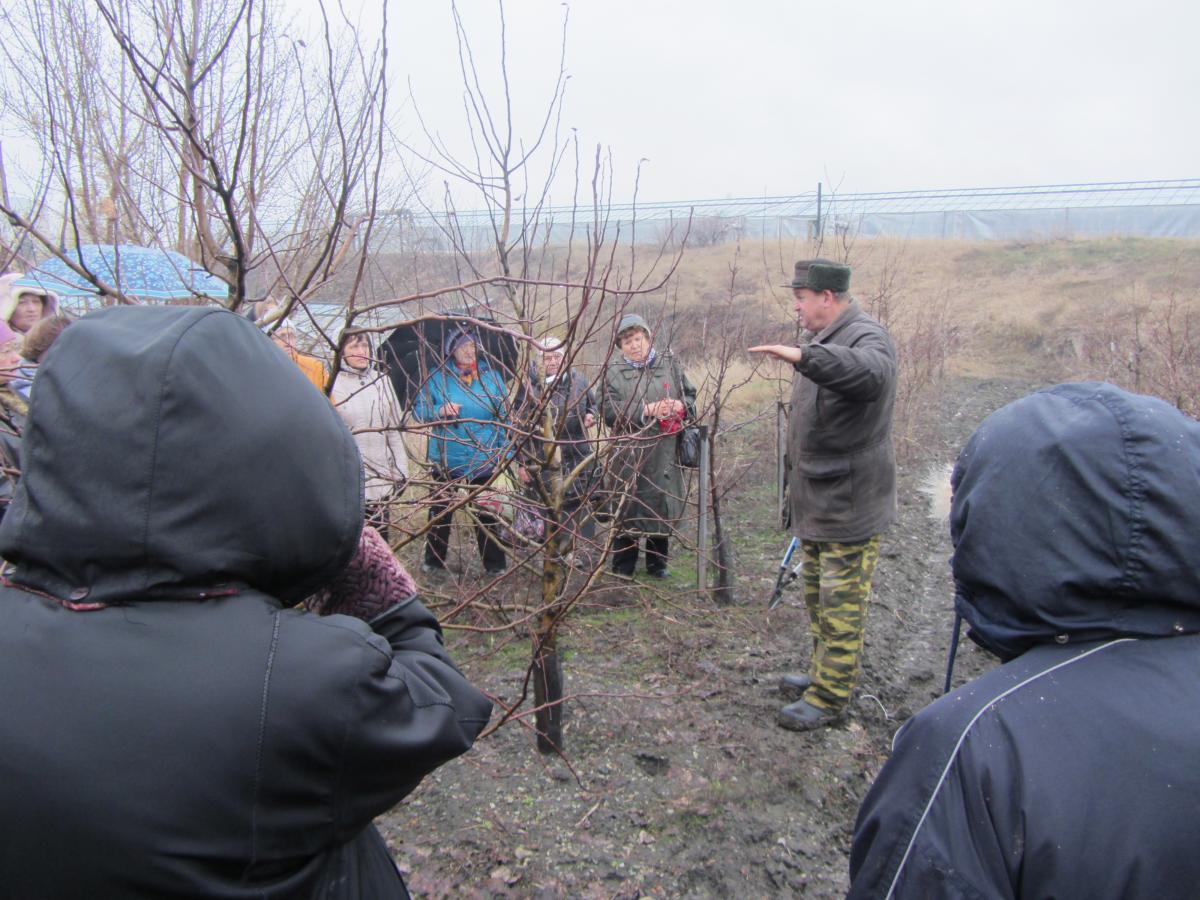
[847,382,1200,899]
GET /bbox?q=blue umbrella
[15,244,228,303]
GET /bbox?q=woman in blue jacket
[414,328,511,576]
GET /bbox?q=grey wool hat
[785,259,851,293]
[614,313,651,346]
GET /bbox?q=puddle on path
[919,462,955,522]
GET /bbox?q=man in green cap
[750,259,897,731]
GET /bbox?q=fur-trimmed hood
[0,272,59,333]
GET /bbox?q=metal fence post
[815,181,823,240]
[776,401,788,531]
[696,425,710,591]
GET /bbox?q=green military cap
[784,258,851,293]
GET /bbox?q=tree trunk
[711,486,735,606]
[532,537,569,753]
[532,623,564,754]
[706,402,735,605]
[532,407,568,753]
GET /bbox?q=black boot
[779,673,813,701]
[777,699,842,732]
[610,533,638,577]
[645,535,669,577]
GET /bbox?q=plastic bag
[677,425,702,468]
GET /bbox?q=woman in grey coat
[600,314,697,577]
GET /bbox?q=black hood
[950,381,1200,661]
[0,306,363,605]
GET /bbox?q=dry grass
[622,234,1200,380]
[355,233,1198,384]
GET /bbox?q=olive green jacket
[787,300,897,542]
[601,351,697,535]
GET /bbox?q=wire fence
[385,178,1200,250]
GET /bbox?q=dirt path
[384,375,1046,899]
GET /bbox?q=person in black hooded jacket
[846,382,1200,900]
[0,306,492,899]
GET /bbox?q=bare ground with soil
[382,375,1048,899]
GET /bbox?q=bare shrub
[859,251,960,462]
[1074,286,1200,418]
[687,216,734,248]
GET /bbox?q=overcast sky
[381,0,1200,204]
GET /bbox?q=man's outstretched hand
[748,344,802,365]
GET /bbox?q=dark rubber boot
[779,673,813,701]
[777,699,843,732]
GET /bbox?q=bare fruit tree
[0,0,397,313]
[389,0,698,755]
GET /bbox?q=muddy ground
[381,375,1046,899]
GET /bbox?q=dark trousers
[423,472,507,572]
[365,501,390,544]
[611,533,668,575]
[365,480,408,545]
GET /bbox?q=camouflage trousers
[800,536,881,714]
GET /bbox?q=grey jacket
[787,300,896,542]
[601,351,697,534]
[520,368,598,506]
